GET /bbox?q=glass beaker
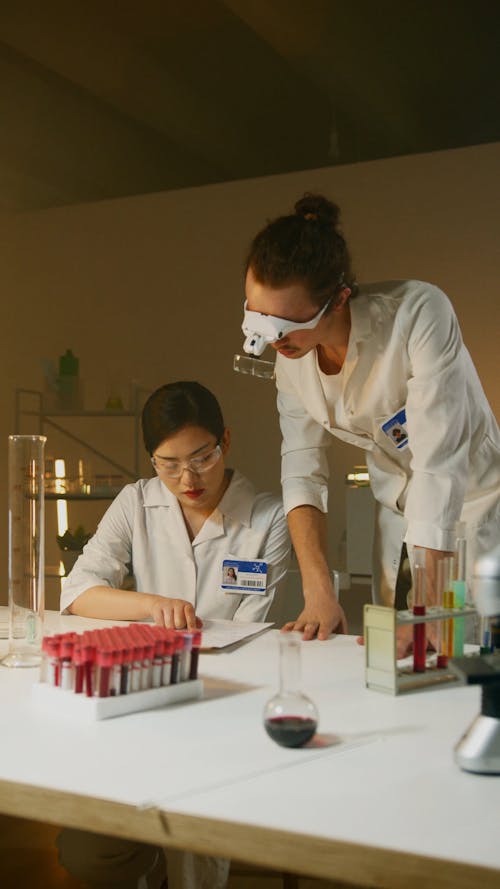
[263,632,319,747]
[1,435,46,668]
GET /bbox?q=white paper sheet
[199,618,274,650]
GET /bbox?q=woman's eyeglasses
[151,444,222,478]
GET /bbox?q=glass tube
[412,549,426,673]
[436,557,448,668]
[1,435,46,668]
[442,556,455,659]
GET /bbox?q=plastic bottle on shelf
[57,349,83,411]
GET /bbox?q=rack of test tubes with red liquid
[32,624,203,720]
[364,604,477,695]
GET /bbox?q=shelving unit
[14,388,147,605]
[15,389,143,490]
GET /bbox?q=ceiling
[1,0,499,212]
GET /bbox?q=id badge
[221,559,268,595]
[381,407,409,450]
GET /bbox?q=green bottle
[58,349,83,409]
[59,349,79,377]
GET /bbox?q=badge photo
[381,408,409,450]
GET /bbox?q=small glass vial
[263,633,319,748]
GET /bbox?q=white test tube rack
[364,604,477,695]
[32,679,204,721]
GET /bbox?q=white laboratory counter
[0,609,498,889]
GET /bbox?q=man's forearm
[287,505,336,595]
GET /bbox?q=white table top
[0,609,498,884]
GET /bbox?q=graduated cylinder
[2,434,46,668]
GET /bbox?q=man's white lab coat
[61,470,290,620]
[276,280,500,602]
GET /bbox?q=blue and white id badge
[221,559,268,595]
[381,407,409,450]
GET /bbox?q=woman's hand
[149,596,202,630]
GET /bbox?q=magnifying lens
[233,353,276,380]
[233,298,333,381]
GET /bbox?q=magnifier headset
[234,297,333,379]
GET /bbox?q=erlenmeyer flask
[263,632,318,747]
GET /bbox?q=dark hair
[142,381,225,455]
[245,194,356,307]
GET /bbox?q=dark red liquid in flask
[263,633,319,749]
[264,715,318,748]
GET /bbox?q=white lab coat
[61,469,290,620]
[276,280,500,603]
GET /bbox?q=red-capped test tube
[129,635,144,693]
[146,628,165,688]
[162,631,175,686]
[412,549,426,673]
[134,625,153,685]
[73,643,85,694]
[82,633,95,697]
[60,634,76,691]
[189,630,202,680]
[116,628,133,694]
[180,632,193,682]
[46,636,61,687]
[170,634,183,685]
[96,647,113,698]
[134,627,153,690]
[102,630,121,696]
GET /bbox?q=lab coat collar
[348,288,375,344]
[142,475,178,507]
[141,469,255,526]
[217,469,256,527]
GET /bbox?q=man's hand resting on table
[282,590,348,641]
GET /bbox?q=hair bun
[294,194,340,227]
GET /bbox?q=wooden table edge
[0,778,497,889]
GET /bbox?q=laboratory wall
[0,141,499,605]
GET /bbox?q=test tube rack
[364,604,477,695]
[32,678,204,721]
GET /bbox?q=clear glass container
[1,434,46,668]
[263,633,319,747]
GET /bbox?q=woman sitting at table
[57,379,290,889]
[61,379,289,625]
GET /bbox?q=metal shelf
[45,490,123,501]
[15,388,146,481]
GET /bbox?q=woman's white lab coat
[61,469,290,619]
[276,280,500,603]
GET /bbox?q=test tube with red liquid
[412,549,427,673]
[435,558,448,668]
[189,630,202,680]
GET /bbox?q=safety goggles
[151,443,222,478]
